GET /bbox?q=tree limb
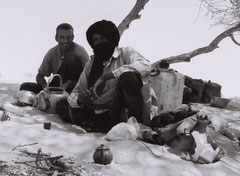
[230,33,240,45]
[152,23,240,68]
[118,0,149,36]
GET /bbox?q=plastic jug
[148,68,185,115]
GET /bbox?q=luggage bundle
[183,75,222,104]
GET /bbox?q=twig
[20,148,50,157]
[35,148,42,167]
[12,142,38,151]
[15,155,64,164]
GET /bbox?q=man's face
[92,34,109,47]
[91,34,115,61]
[55,29,74,53]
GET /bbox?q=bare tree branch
[118,0,149,36]
[200,0,240,27]
[230,33,240,45]
[152,23,240,68]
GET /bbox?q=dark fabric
[50,46,83,92]
[183,76,206,104]
[86,20,119,88]
[56,98,111,133]
[202,81,222,103]
[151,106,197,128]
[57,55,83,83]
[183,75,222,104]
[87,56,103,88]
[55,99,72,123]
[86,20,120,48]
[20,82,43,94]
[87,42,115,88]
[109,72,144,128]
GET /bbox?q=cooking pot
[34,74,69,114]
[14,90,36,105]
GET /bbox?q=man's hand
[62,80,72,90]
[62,83,68,90]
[92,78,106,99]
[92,72,115,98]
[77,89,92,105]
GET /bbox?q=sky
[0,0,239,98]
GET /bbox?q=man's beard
[93,43,115,61]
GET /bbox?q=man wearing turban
[66,20,157,132]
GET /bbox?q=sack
[202,80,222,103]
[105,117,151,141]
[154,114,210,152]
[183,75,222,104]
[183,76,205,103]
[151,104,197,128]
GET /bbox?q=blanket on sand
[0,83,240,176]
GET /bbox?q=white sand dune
[0,83,240,176]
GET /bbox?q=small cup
[43,122,51,130]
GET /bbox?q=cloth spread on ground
[0,83,240,176]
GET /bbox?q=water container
[148,68,185,115]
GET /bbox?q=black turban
[86,20,120,47]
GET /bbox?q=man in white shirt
[65,20,154,132]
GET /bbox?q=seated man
[20,23,89,94]
[65,20,156,132]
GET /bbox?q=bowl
[14,90,36,105]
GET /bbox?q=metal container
[14,90,36,105]
[93,144,113,165]
[35,74,69,114]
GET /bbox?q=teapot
[93,144,113,165]
[34,74,69,114]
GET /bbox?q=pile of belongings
[105,104,224,164]
[183,75,222,104]
[147,104,224,164]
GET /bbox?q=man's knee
[118,72,143,95]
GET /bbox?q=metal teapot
[93,144,113,165]
[34,74,69,114]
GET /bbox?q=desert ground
[0,82,240,176]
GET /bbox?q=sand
[0,83,240,176]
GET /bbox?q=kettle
[93,144,113,165]
[34,74,69,114]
